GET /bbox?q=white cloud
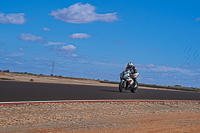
[0,43,4,45]
[91,61,122,67]
[7,52,24,57]
[66,53,78,57]
[196,17,200,21]
[42,27,52,31]
[0,13,27,24]
[117,42,124,44]
[15,61,23,65]
[58,45,77,53]
[49,3,118,24]
[18,33,44,42]
[0,50,5,53]
[138,64,199,76]
[148,78,155,81]
[18,48,24,51]
[67,33,91,39]
[33,58,41,61]
[44,42,67,45]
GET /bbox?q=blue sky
[0,0,200,88]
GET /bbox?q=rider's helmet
[127,62,133,68]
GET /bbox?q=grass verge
[0,78,14,80]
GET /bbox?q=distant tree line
[0,69,10,73]
[0,69,62,77]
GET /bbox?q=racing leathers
[125,65,138,85]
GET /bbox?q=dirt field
[0,72,200,133]
[0,102,200,133]
[0,72,121,88]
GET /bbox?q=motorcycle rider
[125,62,138,86]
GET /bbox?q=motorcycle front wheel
[119,80,125,92]
[130,81,138,93]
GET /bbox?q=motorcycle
[119,70,139,93]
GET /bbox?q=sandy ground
[0,102,200,133]
[0,72,200,133]
[0,72,117,87]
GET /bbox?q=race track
[0,81,199,102]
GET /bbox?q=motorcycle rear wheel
[130,81,138,93]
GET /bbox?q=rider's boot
[133,79,137,88]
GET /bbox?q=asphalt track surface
[0,81,200,102]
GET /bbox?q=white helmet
[127,62,133,68]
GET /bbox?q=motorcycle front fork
[126,80,136,89]
[126,81,131,89]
